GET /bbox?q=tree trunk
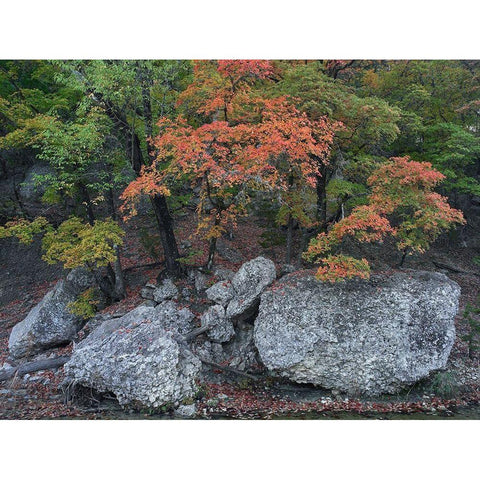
[399,248,409,267]
[206,213,221,270]
[78,183,95,226]
[206,237,217,270]
[285,215,294,264]
[316,172,328,231]
[89,84,182,277]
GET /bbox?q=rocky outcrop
[193,320,260,372]
[254,270,460,396]
[206,281,234,307]
[224,256,276,322]
[63,303,201,408]
[8,268,98,359]
[200,305,235,343]
[152,279,179,303]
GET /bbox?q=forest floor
[1,209,479,419]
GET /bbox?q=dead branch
[0,355,71,382]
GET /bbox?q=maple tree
[273,61,401,230]
[304,156,466,281]
[121,60,339,268]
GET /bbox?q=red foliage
[305,156,466,281]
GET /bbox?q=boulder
[152,279,178,303]
[80,305,155,348]
[200,305,235,343]
[205,280,234,307]
[140,283,156,301]
[19,163,54,202]
[193,271,209,292]
[226,256,276,322]
[63,310,201,408]
[193,321,260,372]
[153,300,196,336]
[254,270,460,396]
[8,268,97,358]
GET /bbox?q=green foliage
[42,217,124,270]
[67,287,100,320]
[275,63,402,155]
[426,371,460,398]
[0,216,51,244]
[461,296,480,359]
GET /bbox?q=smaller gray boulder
[153,300,196,336]
[226,256,276,321]
[206,280,234,307]
[152,279,179,303]
[8,268,97,358]
[201,305,235,343]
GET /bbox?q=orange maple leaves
[120,60,339,250]
[305,156,465,281]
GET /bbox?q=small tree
[1,216,125,310]
[304,156,466,281]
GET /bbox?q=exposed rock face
[206,280,234,307]
[153,300,195,336]
[225,256,276,322]
[201,305,235,343]
[152,279,179,303]
[63,304,201,408]
[8,268,97,359]
[19,163,54,202]
[254,270,460,396]
[193,321,260,372]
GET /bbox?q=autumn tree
[0,215,124,308]
[304,156,465,281]
[121,60,339,268]
[50,60,192,276]
[273,61,401,231]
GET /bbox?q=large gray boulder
[8,268,97,359]
[63,305,201,408]
[225,256,276,322]
[254,270,460,396]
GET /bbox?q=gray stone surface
[153,300,195,336]
[193,321,259,372]
[193,271,209,292]
[8,268,97,358]
[174,403,197,418]
[19,163,54,201]
[152,279,179,303]
[80,305,155,348]
[226,256,276,321]
[63,314,201,408]
[201,305,235,343]
[254,270,460,396]
[213,266,235,281]
[206,280,234,307]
